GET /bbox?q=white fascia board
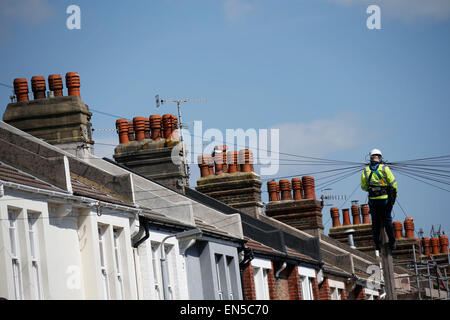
[251,257,272,270]
[298,266,316,278]
[328,279,345,290]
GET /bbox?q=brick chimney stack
[329,203,373,255]
[264,176,324,235]
[195,147,263,217]
[4,73,93,157]
[113,113,185,191]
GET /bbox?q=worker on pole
[361,149,398,252]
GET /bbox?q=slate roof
[70,175,130,206]
[0,161,64,192]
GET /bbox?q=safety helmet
[370,149,382,157]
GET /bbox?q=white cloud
[270,113,366,159]
[331,0,450,22]
[224,0,255,21]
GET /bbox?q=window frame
[27,211,43,300]
[251,258,272,300]
[8,208,24,300]
[298,266,316,301]
[98,224,110,300]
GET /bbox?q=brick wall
[267,262,277,299]
[318,277,331,300]
[267,262,302,300]
[310,275,320,300]
[241,262,257,300]
[287,265,302,300]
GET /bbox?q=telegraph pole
[379,219,397,300]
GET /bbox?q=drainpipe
[132,216,150,248]
[238,246,254,299]
[160,228,203,300]
[275,262,287,279]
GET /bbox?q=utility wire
[0,82,13,89]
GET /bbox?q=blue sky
[1,0,449,235]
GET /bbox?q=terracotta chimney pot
[150,115,162,140]
[13,78,29,102]
[291,177,303,200]
[361,204,371,224]
[65,72,81,98]
[393,221,403,239]
[439,235,449,254]
[133,117,146,141]
[422,237,431,255]
[48,74,63,97]
[351,205,361,225]
[115,119,129,144]
[342,208,351,226]
[279,180,292,200]
[127,121,135,141]
[404,217,415,239]
[239,149,252,173]
[330,207,340,227]
[302,176,316,200]
[31,76,46,100]
[144,118,151,139]
[198,155,211,178]
[162,114,173,140]
[267,180,278,202]
[430,238,441,255]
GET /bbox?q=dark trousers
[369,198,396,249]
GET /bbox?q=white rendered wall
[136,229,190,300]
[0,188,138,300]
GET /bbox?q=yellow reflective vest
[361,164,397,200]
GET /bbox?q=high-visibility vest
[361,164,397,200]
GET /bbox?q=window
[27,212,43,299]
[113,228,124,300]
[298,266,316,300]
[215,254,224,300]
[252,258,271,300]
[98,225,110,300]
[165,244,176,300]
[328,279,345,300]
[300,276,314,300]
[225,256,235,300]
[8,209,23,300]
[331,287,343,300]
[151,242,162,299]
[215,254,237,300]
[150,241,177,300]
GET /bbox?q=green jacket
[361,164,397,199]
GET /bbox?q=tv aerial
[155,95,207,190]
